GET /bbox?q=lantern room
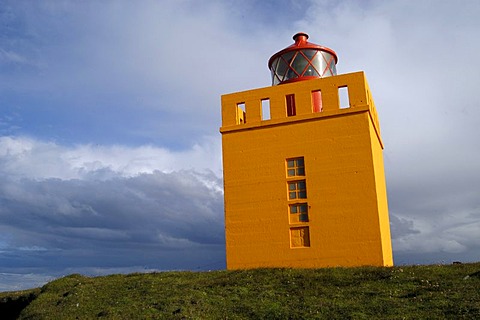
[268,32,338,86]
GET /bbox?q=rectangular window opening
[339,86,350,109]
[290,226,310,247]
[287,180,307,200]
[261,98,271,120]
[286,157,305,177]
[237,102,246,124]
[311,90,323,113]
[286,94,296,116]
[289,203,309,223]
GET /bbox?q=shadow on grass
[0,290,39,320]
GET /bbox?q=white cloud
[0,135,222,180]
[0,48,29,64]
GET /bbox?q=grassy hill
[1,262,479,319]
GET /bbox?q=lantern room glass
[271,49,337,85]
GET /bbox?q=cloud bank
[0,136,224,291]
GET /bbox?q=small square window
[286,157,305,177]
[287,180,307,200]
[290,226,310,247]
[289,203,309,223]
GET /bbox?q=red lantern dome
[268,32,338,86]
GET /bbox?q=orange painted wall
[220,71,393,269]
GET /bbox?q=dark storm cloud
[0,134,225,291]
[0,168,225,292]
[0,169,224,258]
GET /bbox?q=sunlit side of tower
[220,33,393,269]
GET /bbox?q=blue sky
[1,0,480,291]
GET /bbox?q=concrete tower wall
[220,71,393,269]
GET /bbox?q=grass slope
[1,263,479,319]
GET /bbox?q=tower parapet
[221,71,381,147]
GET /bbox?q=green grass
[1,263,479,319]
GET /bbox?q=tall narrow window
[261,99,271,120]
[286,157,305,177]
[285,157,310,249]
[339,86,350,109]
[286,94,296,116]
[311,90,322,112]
[237,102,246,124]
[288,180,307,200]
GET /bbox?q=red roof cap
[268,33,339,85]
[268,32,338,69]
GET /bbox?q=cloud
[389,215,419,239]
[0,135,222,179]
[0,48,30,65]
[0,136,225,290]
[0,170,223,246]
[0,273,54,292]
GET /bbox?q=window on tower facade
[286,157,310,248]
[288,180,307,200]
[286,94,296,116]
[286,157,305,177]
[289,203,309,223]
[290,227,310,248]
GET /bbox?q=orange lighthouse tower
[220,33,393,269]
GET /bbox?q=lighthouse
[220,33,393,269]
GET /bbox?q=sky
[0,0,479,291]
